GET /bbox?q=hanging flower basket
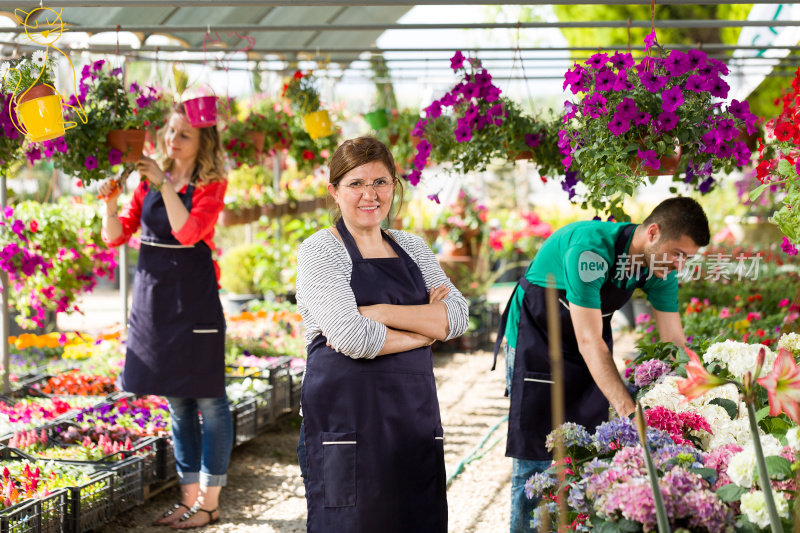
[303,110,334,140]
[106,129,146,163]
[364,109,389,130]
[183,96,218,128]
[631,145,683,176]
[15,86,66,143]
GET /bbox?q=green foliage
[219,244,263,295]
[372,108,421,174]
[1,52,56,97]
[224,164,275,211]
[282,70,321,116]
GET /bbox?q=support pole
[1,173,10,394]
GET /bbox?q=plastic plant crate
[265,357,293,421]
[63,471,114,533]
[102,455,144,514]
[232,398,257,446]
[155,437,176,482]
[0,489,66,533]
[226,375,274,431]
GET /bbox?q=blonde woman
[99,106,230,529]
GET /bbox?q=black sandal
[170,506,220,529]
[153,502,191,525]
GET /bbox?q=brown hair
[641,196,710,246]
[157,107,226,187]
[328,136,404,226]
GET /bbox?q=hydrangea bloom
[594,417,639,453]
[545,422,593,451]
[634,359,671,387]
[778,332,800,354]
[703,340,777,380]
[524,471,557,500]
[740,490,789,528]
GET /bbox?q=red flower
[757,347,800,423]
[774,121,798,142]
[29,220,38,233]
[302,150,315,160]
[677,346,728,400]
[293,70,303,80]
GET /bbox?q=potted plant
[752,67,800,258]
[434,190,487,258]
[282,70,334,140]
[1,52,63,142]
[0,85,25,177]
[251,100,294,153]
[219,243,264,313]
[374,108,422,175]
[500,100,565,179]
[222,118,262,169]
[559,32,759,220]
[33,60,166,187]
[364,108,389,130]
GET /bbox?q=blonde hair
[157,108,226,187]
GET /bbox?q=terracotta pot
[388,133,400,146]
[246,206,261,223]
[260,204,276,218]
[218,208,244,227]
[107,129,146,163]
[631,145,682,176]
[246,131,266,153]
[410,134,422,148]
[17,84,54,104]
[512,150,534,161]
[735,128,758,152]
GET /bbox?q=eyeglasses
[341,177,396,195]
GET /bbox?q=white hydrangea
[778,333,800,354]
[696,404,751,449]
[727,437,784,488]
[703,340,777,380]
[741,490,789,528]
[786,426,800,452]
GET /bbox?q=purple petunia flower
[595,67,616,91]
[614,70,633,91]
[450,50,465,71]
[664,50,692,77]
[26,147,41,165]
[563,64,590,94]
[640,70,668,92]
[563,101,578,121]
[483,85,501,103]
[684,74,709,93]
[657,111,679,131]
[108,149,123,166]
[84,155,98,170]
[708,58,730,76]
[715,119,738,142]
[92,59,105,72]
[608,113,630,136]
[11,219,26,241]
[427,194,440,204]
[53,136,68,153]
[615,97,638,120]
[407,170,421,186]
[111,67,122,76]
[424,100,442,119]
[661,86,684,112]
[781,237,799,256]
[707,76,730,99]
[461,82,480,100]
[637,148,660,170]
[411,119,427,137]
[585,52,609,70]
[610,51,634,70]
[454,125,472,143]
[562,170,579,200]
[715,141,733,159]
[644,31,657,51]
[633,111,651,127]
[686,49,707,71]
[728,99,751,121]
[733,141,751,167]
[489,103,503,117]
[474,69,492,86]
[698,176,715,194]
[525,133,541,147]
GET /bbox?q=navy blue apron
[301,218,447,533]
[121,180,226,398]
[493,223,645,461]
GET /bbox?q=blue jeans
[505,344,552,532]
[167,395,234,487]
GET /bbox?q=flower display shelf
[20,373,116,400]
[218,198,327,227]
[0,488,65,533]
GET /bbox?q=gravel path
[98,331,637,532]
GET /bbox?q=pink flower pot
[183,96,218,128]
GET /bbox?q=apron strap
[491,277,531,371]
[336,218,365,261]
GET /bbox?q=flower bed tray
[226,375,274,431]
[0,488,65,533]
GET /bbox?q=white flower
[778,333,800,354]
[29,67,40,79]
[32,50,46,67]
[0,61,9,78]
[740,490,789,528]
[703,340,776,380]
[786,426,800,451]
[728,448,756,487]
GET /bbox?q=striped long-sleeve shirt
[296,227,470,358]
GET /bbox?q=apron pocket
[321,431,357,508]
[520,371,554,431]
[191,322,224,374]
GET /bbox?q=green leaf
[715,483,747,502]
[617,519,641,532]
[756,406,770,422]
[778,158,793,177]
[749,182,773,202]
[765,455,793,480]
[709,398,739,420]
[691,467,718,481]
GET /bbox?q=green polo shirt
[504,221,679,349]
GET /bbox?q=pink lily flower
[677,346,727,400]
[756,347,800,423]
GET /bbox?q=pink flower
[450,51,465,71]
[779,299,790,308]
[746,311,761,322]
[781,237,799,256]
[757,347,800,423]
[719,307,731,319]
[677,346,728,400]
[644,31,657,51]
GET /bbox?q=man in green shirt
[493,197,709,532]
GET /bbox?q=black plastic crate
[104,455,143,514]
[63,471,114,533]
[226,375,274,431]
[265,358,292,421]
[232,399,257,446]
[0,488,65,533]
[155,437,176,482]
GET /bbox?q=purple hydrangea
[546,422,593,451]
[594,417,639,453]
[524,471,557,499]
[633,359,671,387]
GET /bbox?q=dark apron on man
[301,218,447,533]
[493,223,645,461]
[121,181,226,399]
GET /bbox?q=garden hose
[446,414,509,487]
